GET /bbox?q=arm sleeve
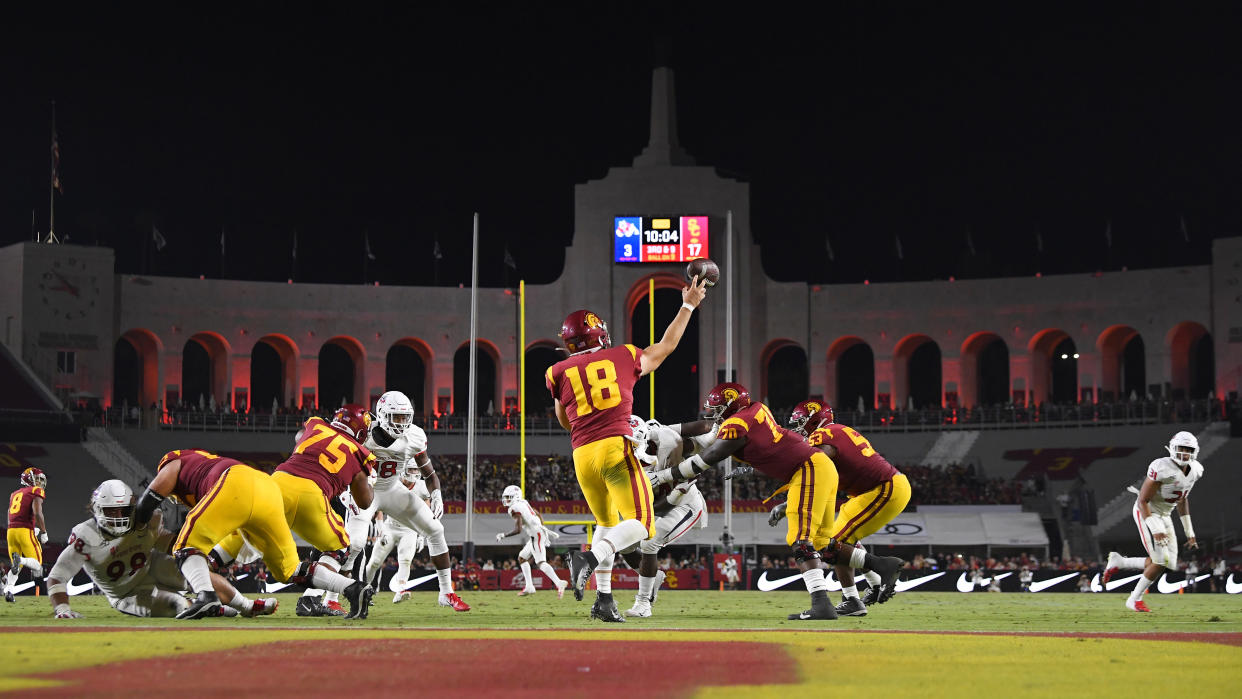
[48,542,87,584]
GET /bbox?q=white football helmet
[375,390,415,439]
[91,479,135,537]
[628,414,649,442]
[1166,431,1199,466]
[501,484,522,507]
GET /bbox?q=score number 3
[564,360,622,415]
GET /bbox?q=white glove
[649,468,674,487]
[495,532,506,542]
[35,528,49,544]
[54,604,83,619]
[429,489,444,519]
[543,527,561,540]
[767,502,788,527]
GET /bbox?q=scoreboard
[614,215,710,264]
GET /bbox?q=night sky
[3,5,1240,287]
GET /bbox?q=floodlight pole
[723,210,734,551]
[464,213,479,563]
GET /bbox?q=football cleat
[343,582,373,620]
[517,588,535,596]
[216,605,240,617]
[788,606,839,621]
[861,584,881,606]
[393,591,410,604]
[871,555,904,604]
[176,591,222,620]
[247,598,278,617]
[1102,552,1122,584]
[556,579,567,599]
[590,592,626,623]
[624,597,652,618]
[835,597,868,617]
[1126,599,1152,613]
[568,551,598,602]
[439,592,471,611]
[4,591,14,603]
[651,570,667,605]
[325,599,345,614]
[295,595,327,617]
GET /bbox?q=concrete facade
[2,68,1239,415]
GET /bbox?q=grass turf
[1,590,1239,632]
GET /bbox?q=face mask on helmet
[501,485,521,507]
[1167,432,1199,466]
[91,480,135,537]
[376,392,415,438]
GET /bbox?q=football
[685,258,720,287]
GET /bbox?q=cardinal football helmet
[501,484,522,507]
[704,382,751,421]
[20,467,46,490]
[330,404,373,442]
[91,479,135,537]
[788,399,834,436]
[1166,431,1199,466]
[560,309,611,355]
[375,390,415,439]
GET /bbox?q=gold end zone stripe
[174,467,233,551]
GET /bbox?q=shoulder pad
[405,425,428,453]
[70,520,104,547]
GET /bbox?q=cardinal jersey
[807,423,899,496]
[158,450,240,506]
[364,424,428,492]
[55,519,163,600]
[546,344,644,449]
[8,486,45,528]
[1143,457,1203,516]
[717,402,820,482]
[278,416,376,499]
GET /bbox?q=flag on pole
[1104,220,1112,249]
[365,231,376,261]
[966,229,976,256]
[152,225,167,251]
[51,131,64,194]
[433,239,443,260]
[825,235,835,261]
[895,235,904,260]
[1179,215,1189,242]
[292,230,298,260]
[1035,230,1044,254]
[220,228,226,257]
[503,245,517,270]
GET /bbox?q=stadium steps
[1092,421,1230,537]
[919,430,981,466]
[83,427,155,487]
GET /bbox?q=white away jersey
[507,498,543,538]
[340,489,379,523]
[1143,456,1203,516]
[51,519,164,601]
[365,424,428,491]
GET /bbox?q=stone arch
[454,339,502,415]
[319,335,366,408]
[960,332,1009,408]
[252,334,300,412]
[183,331,231,409]
[760,339,808,413]
[1028,328,1075,405]
[894,334,941,409]
[1167,322,1213,399]
[115,328,163,409]
[1097,325,1143,402]
[387,337,434,415]
[828,336,874,412]
[629,278,701,421]
[624,273,689,330]
[524,339,563,419]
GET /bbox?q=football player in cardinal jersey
[495,485,567,597]
[46,480,276,618]
[364,390,469,611]
[363,465,430,603]
[771,400,912,616]
[623,416,714,617]
[1102,431,1205,612]
[4,467,48,603]
[548,274,707,622]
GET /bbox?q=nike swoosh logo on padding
[895,572,945,591]
[1089,573,1143,592]
[398,573,439,592]
[1227,574,1242,595]
[8,581,35,594]
[266,582,292,592]
[67,581,96,596]
[1029,572,1080,592]
[1156,574,1210,594]
[957,572,1012,592]
[757,571,804,591]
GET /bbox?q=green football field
[1,591,1239,696]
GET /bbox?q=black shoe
[869,556,904,604]
[861,584,882,606]
[176,591,222,620]
[589,592,626,623]
[4,591,13,603]
[295,595,326,617]
[788,590,837,620]
[343,582,374,620]
[569,551,598,602]
[835,597,868,617]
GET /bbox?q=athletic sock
[1119,556,1147,570]
[324,591,339,604]
[3,570,17,592]
[802,568,828,593]
[600,519,648,556]
[863,570,882,586]
[637,574,656,602]
[842,584,859,600]
[849,547,867,569]
[520,561,534,591]
[179,554,214,593]
[229,592,254,613]
[309,567,351,594]
[1129,574,1156,603]
[595,565,613,594]
[538,562,562,586]
[436,568,453,595]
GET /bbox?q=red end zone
[17,638,797,697]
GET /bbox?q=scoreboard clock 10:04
[614,215,710,264]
